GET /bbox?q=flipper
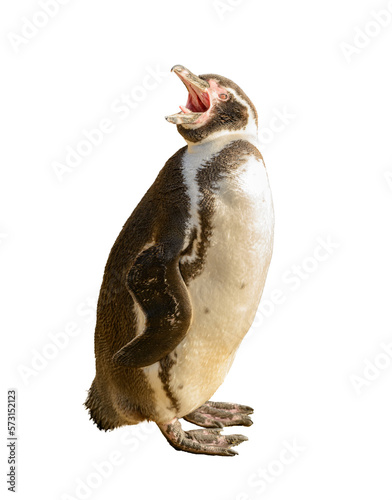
[112,243,192,368]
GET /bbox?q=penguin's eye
[219,93,228,101]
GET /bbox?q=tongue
[179,105,192,114]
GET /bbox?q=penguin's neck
[185,128,259,160]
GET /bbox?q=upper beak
[166,65,210,125]
[170,65,210,92]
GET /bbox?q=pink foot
[158,417,248,456]
[184,401,254,428]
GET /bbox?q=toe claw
[240,416,253,427]
[225,434,248,445]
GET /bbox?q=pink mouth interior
[179,84,210,114]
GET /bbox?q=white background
[1,0,392,499]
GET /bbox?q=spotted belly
[142,151,274,423]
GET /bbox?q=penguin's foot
[158,418,248,457]
[183,401,254,428]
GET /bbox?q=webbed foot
[158,418,248,457]
[184,401,254,428]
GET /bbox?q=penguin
[85,65,274,456]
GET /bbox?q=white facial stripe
[227,87,258,136]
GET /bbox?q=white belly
[144,139,274,423]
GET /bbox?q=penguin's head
[166,65,258,144]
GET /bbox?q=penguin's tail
[84,379,121,431]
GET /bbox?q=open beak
[166,65,211,125]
